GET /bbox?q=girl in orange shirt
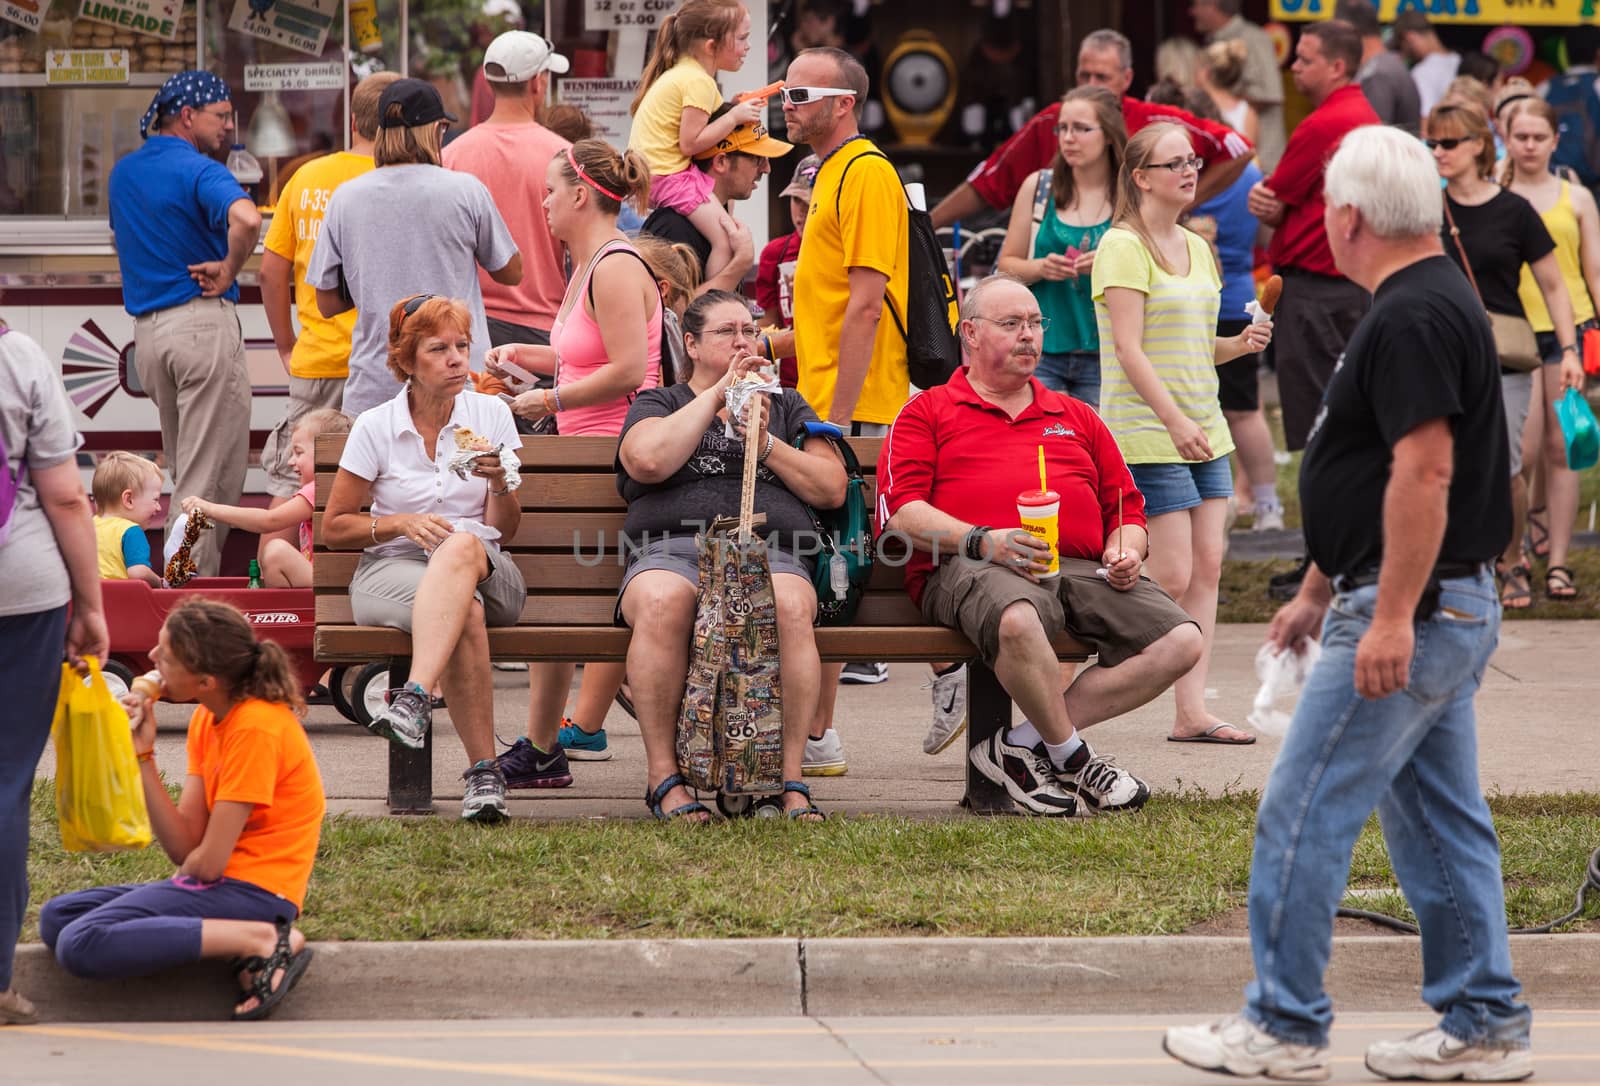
[40,599,325,1020]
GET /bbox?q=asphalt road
[7,1011,1597,1085]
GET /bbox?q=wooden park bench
[312,433,1090,816]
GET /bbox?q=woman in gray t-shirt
[0,324,108,1024]
[614,291,847,823]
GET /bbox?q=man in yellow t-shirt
[257,71,397,508]
[784,46,908,431]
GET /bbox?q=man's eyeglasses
[1144,155,1204,174]
[701,322,760,339]
[970,315,1050,335]
[195,107,234,123]
[1055,122,1101,137]
[1424,137,1473,151]
[781,86,853,107]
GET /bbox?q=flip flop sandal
[1501,564,1534,610]
[1525,507,1551,561]
[1546,564,1579,600]
[1168,723,1256,745]
[645,773,712,822]
[753,780,827,821]
[231,919,313,1021]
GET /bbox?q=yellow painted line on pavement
[151,1017,1600,1042]
[14,1025,754,1086]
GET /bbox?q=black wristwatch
[963,525,992,562]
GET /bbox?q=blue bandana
[140,70,231,140]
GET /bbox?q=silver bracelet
[370,516,380,545]
[758,432,775,463]
[552,385,564,412]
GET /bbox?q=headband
[140,70,231,140]
[566,146,625,203]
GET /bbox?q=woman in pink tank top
[481,139,663,783]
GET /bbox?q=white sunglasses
[781,86,853,107]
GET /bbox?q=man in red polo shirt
[930,29,1255,229]
[877,276,1202,818]
[1247,19,1377,453]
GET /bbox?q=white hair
[1081,30,1133,71]
[1323,126,1443,239]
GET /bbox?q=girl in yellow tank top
[1503,98,1598,601]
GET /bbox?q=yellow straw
[1037,445,1047,492]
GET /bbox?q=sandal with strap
[231,918,314,1021]
[1525,506,1551,561]
[645,773,712,822]
[1546,564,1579,600]
[754,780,826,822]
[1500,564,1534,610]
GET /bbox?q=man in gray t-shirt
[308,78,522,417]
[1337,0,1421,134]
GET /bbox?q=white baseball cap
[483,31,569,82]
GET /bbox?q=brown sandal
[1500,564,1534,610]
[1545,564,1578,600]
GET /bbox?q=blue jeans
[0,605,69,991]
[1244,571,1530,1049]
[1035,351,1100,408]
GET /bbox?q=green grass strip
[24,783,1599,942]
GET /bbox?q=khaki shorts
[919,556,1194,669]
[350,545,526,631]
[261,376,346,497]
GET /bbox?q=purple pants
[40,876,296,981]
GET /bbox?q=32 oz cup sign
[584,0,679,32]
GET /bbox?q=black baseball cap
[378,77,457,129]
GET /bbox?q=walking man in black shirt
[1164,125,1533,1082]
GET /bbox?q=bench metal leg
[384,656,435,816]
[962,661,1017,816]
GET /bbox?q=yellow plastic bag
[52,656,152,853]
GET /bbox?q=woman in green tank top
[997,86,1126,408]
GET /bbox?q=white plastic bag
[1247,640,1321,738]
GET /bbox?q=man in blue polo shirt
[109,70,262,576]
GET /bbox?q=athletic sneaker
[557,717,612,761]
[1364,1028,1533,1082]
[1163,1014,1332,1082]
[368,683,430,750]
[839,661,889,684]
[802,728,848,776]
[1252,502,1286,532]
[1052,741,1150,814]
[967,731,1078,816]
[460,759,509,823]
[923,664,968,754]
[494,737,573,789]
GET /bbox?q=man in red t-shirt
[1247,19,1377,451]
[877,276,1201,818]
[930,29,1255,229]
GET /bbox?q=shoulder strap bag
[1442,199,1541,372]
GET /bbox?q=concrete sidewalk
[36,621,1597,819]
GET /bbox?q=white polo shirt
[340,385,520,559]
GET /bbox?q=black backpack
[834,150,960,389]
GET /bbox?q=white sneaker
[1252,503,1286,532]
[803,728,847,776]
[1163,1014,1331,1082]
[923,664,968,754]
[1051,741,1150,813]
[1364,1028,1533,1082]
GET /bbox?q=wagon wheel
[715,791,755,819]
[327,666,361,724]
[101,659,135,701]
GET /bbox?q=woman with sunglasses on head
[309,78,522,418]
[1426,103,1578,610]
[322,295,525,823]
[1092,123,1272,746]
[1499,96,1598,601]
[482,138,663,786]
[615,290,846,822]
[998,85,1127,408]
